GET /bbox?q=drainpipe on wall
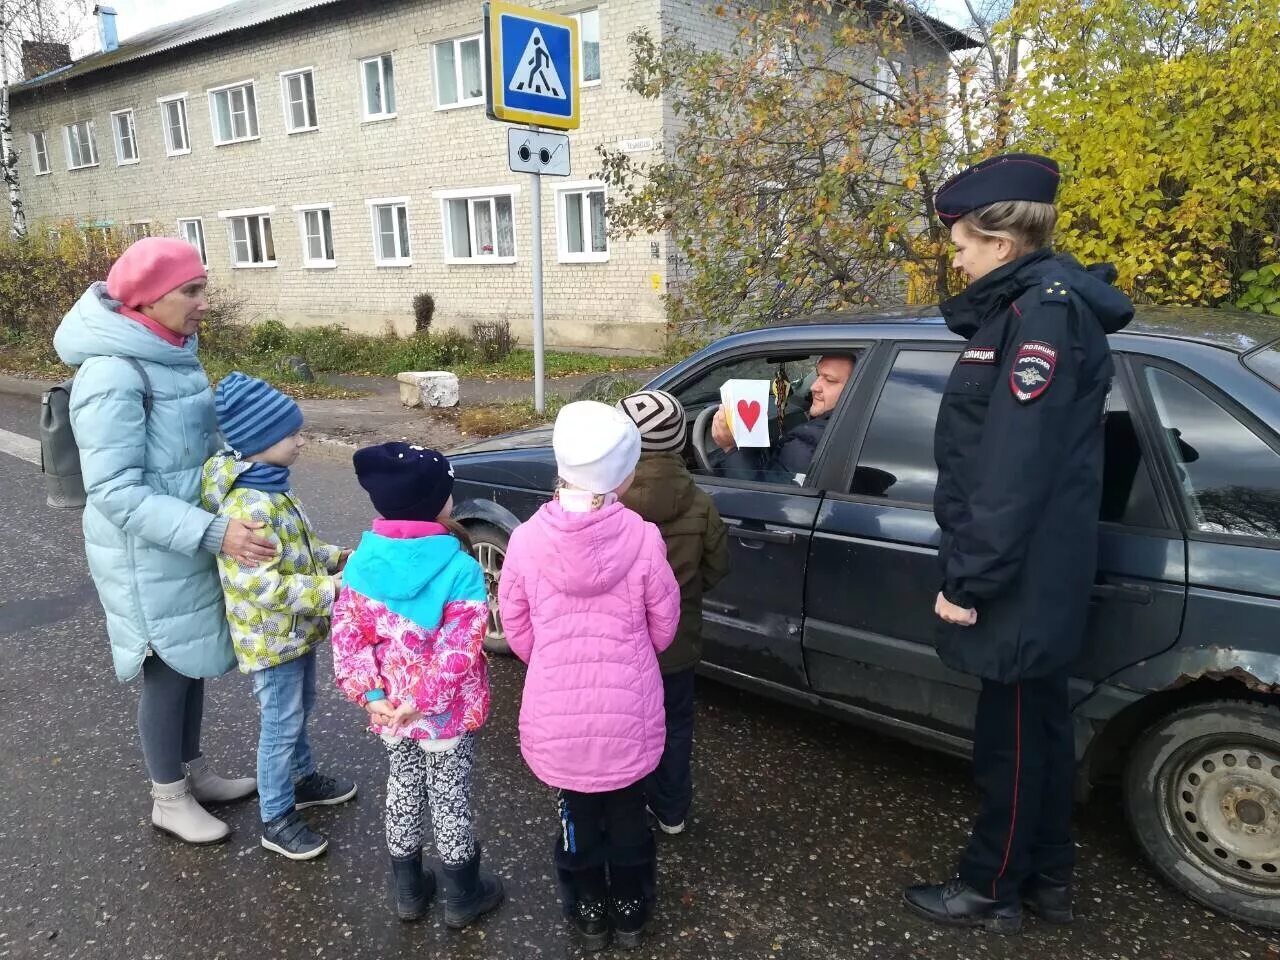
[93,5,120,54]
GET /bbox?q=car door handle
[703,599,740,617]
[1090,582,1153,605]
[729,526,796,545]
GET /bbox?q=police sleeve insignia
[1010,341,1057,402]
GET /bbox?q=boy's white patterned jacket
[200,452,343,672]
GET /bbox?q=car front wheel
[467,522,511,656]
[1124,699,1280,929]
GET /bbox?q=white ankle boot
[151,780,231,844]
[186,756,257,804]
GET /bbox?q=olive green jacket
[621,453,729,673]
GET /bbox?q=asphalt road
[0,391,1272,960]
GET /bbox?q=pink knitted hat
[106,237,207,308]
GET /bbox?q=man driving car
[710,354,856,483]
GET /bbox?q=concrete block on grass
[397,371,460,408]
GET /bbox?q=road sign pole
[530,167,545,413]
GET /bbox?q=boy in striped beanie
[200,372,357,861]
[616,390,729,836]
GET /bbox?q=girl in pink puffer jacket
[499,401,680,952]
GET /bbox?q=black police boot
[569,865,610,952]
[390,849,436,921]
[609,863,652,950]
[1022,872,1073,924]
[440,845,505,929]
[903,878,1022,933]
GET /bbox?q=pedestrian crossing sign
[485,1,580,130]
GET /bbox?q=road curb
[0,373,56,399]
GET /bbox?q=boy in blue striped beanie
[200,372,357,861]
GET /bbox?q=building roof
[13,0,345,94]
[13,0,978,96]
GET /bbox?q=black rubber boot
[390,849,436,921]
[1022,872,1073,924]
[441,845,505,929]
[569,865,610,952]
[903,878,1022,934]
[609,863,652,950]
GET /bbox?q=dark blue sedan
[447,306,1280,929]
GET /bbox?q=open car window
[670,350,860,486]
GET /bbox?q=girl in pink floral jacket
[331,443,503,928]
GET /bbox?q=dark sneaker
[572,899,610,952]
[294,772,358,810]
[261,809,328,861]
[645,804,686,836]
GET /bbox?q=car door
[802,342,1187,742]
[665,344,863,689]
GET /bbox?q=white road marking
[0,427,40,466]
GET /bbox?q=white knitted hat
[552,401,641,495]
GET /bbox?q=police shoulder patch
[1040,277,1071,306]
[1010,340,1057,402]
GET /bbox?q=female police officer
[903,154,1134,932]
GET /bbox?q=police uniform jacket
[933,249,1134,682]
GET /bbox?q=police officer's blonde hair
[958,200,1057,255]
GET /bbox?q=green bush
[1236,263,1280,316]
[0,223,127,351]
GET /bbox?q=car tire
[1123,699,1280,929]
[467,522,511,656]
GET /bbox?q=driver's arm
[710,405,736,452]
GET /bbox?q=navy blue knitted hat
[353,442,455,521]
[214,372,304,457]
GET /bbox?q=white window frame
[292,203,337,268]
[573,9,601,86]
[365,197,413,267]
[177,217,208,267]
[554,180,608,263]
[360,54,397,122]
[110,109,140,166]
[433,34,485,110]
[874,57,903,106]
[217,206,277,268]
[30,131,50,175]
[207,79,261,146]
[435,185,520,265]
[63,120,98,170]
[279,67,318,134]
[157,93,191,156]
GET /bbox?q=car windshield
[1243,340,1280,390]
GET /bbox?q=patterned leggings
[384,733,477,865]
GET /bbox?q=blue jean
[643,669,696,825]
[251,651,318,823]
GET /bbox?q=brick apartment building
[7,0,968,350]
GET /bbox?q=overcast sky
[75,0,980,47]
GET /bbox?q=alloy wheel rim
[473,542,505,642]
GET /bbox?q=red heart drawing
[736,399,761,432]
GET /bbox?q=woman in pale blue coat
[54,238,275,844]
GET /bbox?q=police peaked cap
[933,153,1060,223]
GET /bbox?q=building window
[556,182,608,262]
[280,68,318,133]
[177,218,207,266]
[219,208,276,267]
[438,188,517,263]
[127,222,151,242]
[294,204,336,267]
[574,9,601,84]
[874,57,903,106]
[434,36,484,108]
[30,132,50,175]
[361,54,397,120]
[110,109,139,165]
[209,81,260,145]
[158,95,190,155]
[367,198,412,266]
[63,120,98,170]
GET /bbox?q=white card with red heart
[720,379,771,447]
